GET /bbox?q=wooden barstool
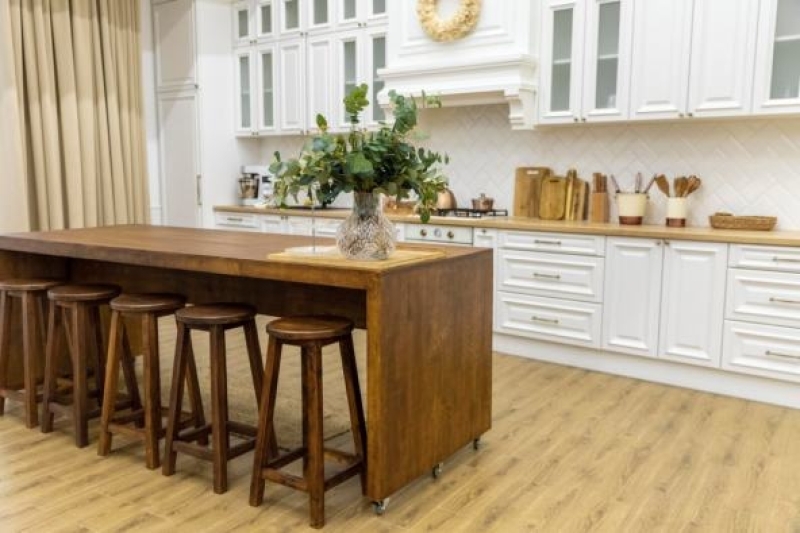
[162,303,264,494]
[0,279,62,428]
[98,293,206,470]
[249,316,367,529]
[41,284,121,447]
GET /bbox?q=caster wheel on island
[473,437,482,450]
[432,463,443,479]
[373,499,388,516]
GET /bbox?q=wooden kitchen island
[0,225,493,506]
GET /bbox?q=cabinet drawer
[499,231,605,256]
[496,291,601,348]
[723,320,800,383]
[726,268,800,328]
[498,250,604,302]
[311,219,341,238]
[214,212,260,230]
[729,244,800,272]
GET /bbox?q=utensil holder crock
[616,193,648,225]
[666,197,688,227]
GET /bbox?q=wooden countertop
[215,205,800,247]
[0,225,486,290]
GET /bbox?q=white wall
[415,106,800,229]
[141,0,162,224]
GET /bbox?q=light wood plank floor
[2,320,800,532]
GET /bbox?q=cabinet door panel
[498,250,604,303]
[257,46,277,133]
[629,0,692,119]
[306,36,335,132]
[539,0,585,124]
[753,0,800,114]
[688,0,758,117]
[278,39,306,132]
[154,0,197,91]
[582,0,633,121]
[235,50,255,134]
[659,241,728,367]
[602,238,662,358]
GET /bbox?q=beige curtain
[1,0,149,232]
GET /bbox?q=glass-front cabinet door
[235,50,255,135]
[754,0,800,114]
[368,31,387,124]
[581,0,632,121]
[256,46,277,133]
[539,0,585,123]
[280,0,302,35]
[309,0,332,32]
[256,0,274,39]
[338,31,362,129]
[234,1,254,47]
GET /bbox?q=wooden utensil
[674,176,688,198]
[685,175,702,196]
[514,167,549,217]
[655,174,670,197]
[539,176,568,220]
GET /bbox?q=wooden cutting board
[539,176,567,220]
[513,167,549,217]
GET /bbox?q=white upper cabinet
[256,44,278,133]
[753,0,800,115]
[540,0,633,124]
[278,37,307,133]
[154,0,197,92]
[337,0,387,30]
[630,0,759,120]
[306,34,335,133]
[234,0,276,46]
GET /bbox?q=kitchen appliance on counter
[239,165,271,206]
[433,207,509,218]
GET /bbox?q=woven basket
[709,213,777,231]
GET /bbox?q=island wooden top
[0,225,487,290]
[216,205,800,247]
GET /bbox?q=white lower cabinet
[213,211,261,231]
[497,230,605,347]
[602,237,728,367]
[723,244,800,382]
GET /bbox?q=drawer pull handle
[531,316,559,325]
[534,239,562,246]
[769,297,800,305]
[226,217,244,222]
[765,350,800,360]
[772,256,800,263]
[533,273,561,280]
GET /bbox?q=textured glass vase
[336,191,396,260]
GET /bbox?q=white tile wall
[259,105,800,229]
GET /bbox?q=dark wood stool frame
[0,279,62,428]
[41,284,124,448]
[162,303,264,494]
[250,316,367,529]
[98,293,206,470]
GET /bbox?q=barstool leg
[305,344,325,528]
[142,313,161,469]
[210,325,229,494]
[120,323,142,418]
[339,334,367,492]
[250,336,283,506]
[243,319,263,403]
[89,307,106,406]
[73,304,90,448]
[0,291,12,415]
[163,322,190,477]
[41,302,61,433]
[20,293,41,428]
[98,310,124,456]
[184,341,207,445]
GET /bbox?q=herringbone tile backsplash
[263,105,800,229]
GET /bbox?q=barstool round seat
[48,284,120,302]
[266,316,354,342]
[0,279,61,293]
[110,293,186,314]
[176,303,256,326]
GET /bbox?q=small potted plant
[269,84,449,260]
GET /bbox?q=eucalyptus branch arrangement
[269,84,449,223]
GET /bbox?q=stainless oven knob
[434,228,442,238]
[420,229,427,237]
[447,231,455,239]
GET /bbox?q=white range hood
[379,0,539,129]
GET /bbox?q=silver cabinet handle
[766,350,800,360]
[225,216,244,222]
[772,256,800,263]
[533,273,561,280]
[196,175,202,207]
[531,316,559,325]
[534,239,562,246]
[769,297,800,305]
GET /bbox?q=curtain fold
[0,1,31,232]
[3,0,149,231]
